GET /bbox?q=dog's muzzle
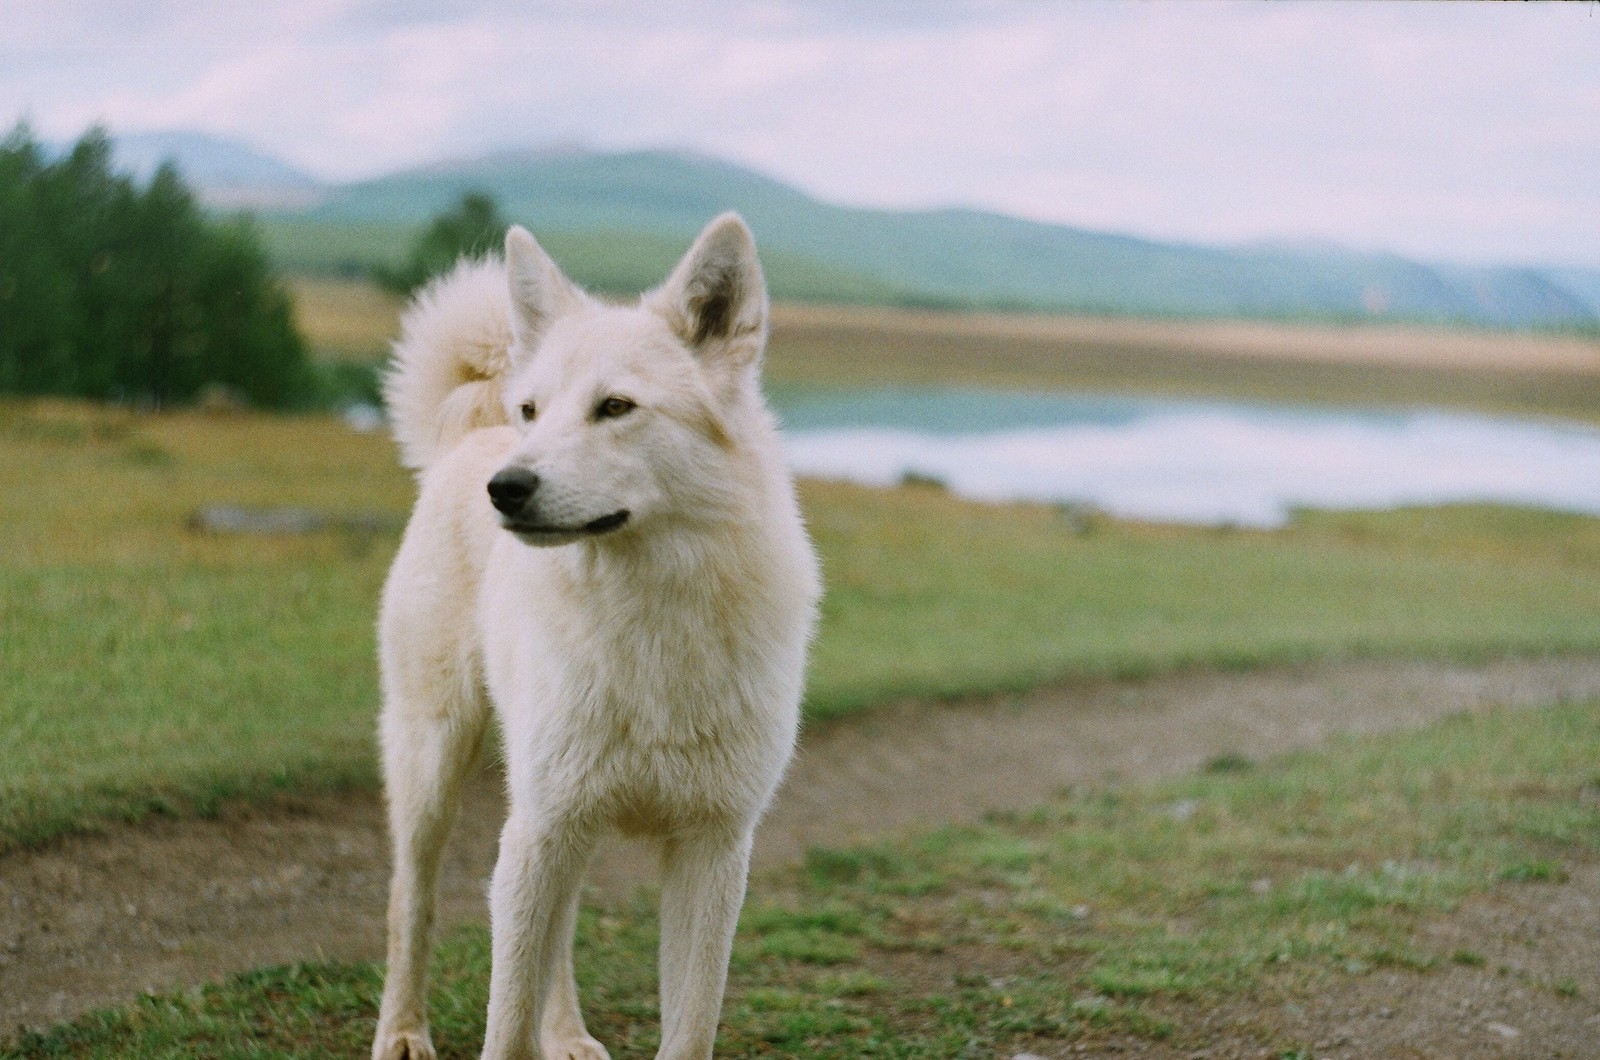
[488,467,631,539]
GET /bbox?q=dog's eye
[518,401,537,422]
[596,396,636,420]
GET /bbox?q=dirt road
[5,654,1600,1041]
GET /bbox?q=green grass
[802,482,1600,718]
[257,217,418,275]
[13,697,1598,1057]
[0,401,407,849]
[5,398,1600,852]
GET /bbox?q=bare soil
[5,655,1600,1052]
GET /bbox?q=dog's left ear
[646,212,768,375]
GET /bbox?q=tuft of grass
[1497,859,1569,884]
[14,698,1598,1057]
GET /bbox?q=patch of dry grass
[771,302,1600,375]
[0,399,411,567]
[286,277,404,363]
[766,303,1600,424]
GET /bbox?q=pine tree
[374,190,508,296]
[0,124,312,408]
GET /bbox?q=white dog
[371,214,820,1060]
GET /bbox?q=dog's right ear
[505,225,579,359]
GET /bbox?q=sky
[4,0,1598,268]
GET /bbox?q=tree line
[0,125,312,408]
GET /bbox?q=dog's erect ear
[646,212,768,374]
[505,225,579,357]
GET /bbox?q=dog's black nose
[487,467,540,516]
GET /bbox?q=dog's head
[488,213,770,547]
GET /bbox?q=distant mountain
[291,147,1598,329]
[125,131,1597,328]
[112,131,324,210]
[1545,267,1600,318]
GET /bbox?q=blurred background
[4,0,1598,523]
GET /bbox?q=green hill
[262,147,1596,328]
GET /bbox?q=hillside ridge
[116,131,1600,328]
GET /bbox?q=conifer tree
[0,124,311,407]
[374,190,507,296]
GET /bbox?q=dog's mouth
[581,510,631,534]
[503,510,631,541]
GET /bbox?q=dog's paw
[372,1028,437,1060]
[541,1032,611,1060]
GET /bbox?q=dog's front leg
[656,828,755,1060]
[482,811,597,1060]
[539,885,611,1059]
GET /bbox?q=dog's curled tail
[384,257,515,472]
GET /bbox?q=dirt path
[5,655,1600,1039]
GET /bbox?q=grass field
[12,694,1597,1057]
[5,395,1600,855]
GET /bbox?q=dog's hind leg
[655,827,755,1060]
[482,809,598,1060]
[373,693,490,1060]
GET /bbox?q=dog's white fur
[372,214,820,1060]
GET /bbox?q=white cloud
[2,0,1596,266]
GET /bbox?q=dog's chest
[499,572,797,832]
[549,646,785,835]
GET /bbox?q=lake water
[772,388,1600,527]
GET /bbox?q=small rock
[343,403,384,433]
[189,504,403,536]
[1165,798,1201,822]
[1485,1022,1520,1040]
